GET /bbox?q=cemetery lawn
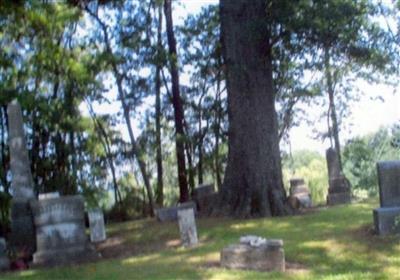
[3,199,400,280]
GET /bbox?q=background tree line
[0,0,399,230]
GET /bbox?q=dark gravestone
[325,148,351,205]
[373,161,400,235]
[288,178,312,209]
[192,183,216,214]
[30,195,99,266]
[0,238,10,271]
[155,201,196,222]
[7,100,36,255]
[377,161,400,207]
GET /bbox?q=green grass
[3,199,400,279]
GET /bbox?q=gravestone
[373,161,400,235]
[326,148,351,205]
[30,195,99,266]
[7,100,36,256]
[220,235,285,272]
[0,238,10,271]
[88,209,106,243]
[288,178,312,209]
[177,208,198,247]
[192,183,216,214]
[155,201,196,222]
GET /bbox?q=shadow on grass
[4,200,399,279]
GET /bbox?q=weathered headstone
[192,183,216,214]
[88,209,106,243]
[0,238,10,271]
[326,148,351,205]
[221,236,285,272]
[177,208,198,247]
[30,195,99,266]
[373,161,400,235]
[155,201,196,222]
[7,100,36,255]
[288,178,312,209]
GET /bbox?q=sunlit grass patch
[3,199,400,280]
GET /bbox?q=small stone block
[192,184,214,198]
[155,201,196,222]
[0,257,10,271]
[177,208,198,247]
[88,209,106,243]
[373,207,400,235]
[221,242,285,272]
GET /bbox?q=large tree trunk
[164,0,189,202]
[324,47,343,171]
[218,0,290,217]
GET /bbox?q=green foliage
[343,126,400,197]
[283,150,328,205]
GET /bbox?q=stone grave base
[9,200,36,255]
[373,207,400,235]
[32,244,99,267]
[327,192,351,206]
[155,201,196,222]
[0,257,9,271]
[288,178,312,209]
[288,193,312,209]
[221,241,285,272]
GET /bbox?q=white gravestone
[177,208,198,247]
[88,209,106,243]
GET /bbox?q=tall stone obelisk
[7,100,36,256]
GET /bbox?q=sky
[83,0,400,155]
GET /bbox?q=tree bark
[155,3,164,206]
[163,0,189,202]
[218,0,290,217]
[324,47,343,171]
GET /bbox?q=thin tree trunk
[164,0,189,202]
[214,75,223,191]
[186,141,195,193]
[324,47,343,171]
[218,0,290,217]
[86,101,122,205]
[86,7,154,216]
[198,142,203,185]
[155,4,164,207]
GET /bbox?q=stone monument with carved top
[7,100,36,256]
